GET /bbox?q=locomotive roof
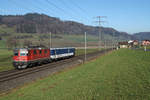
[14,47,48,50]
[14,45,48,50]
[50,47,75,50]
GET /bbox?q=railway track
[0,58,75,82]
[0,49,111,83]
[0,69,18,76]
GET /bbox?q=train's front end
[13,49,29,69]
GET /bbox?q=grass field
[0,48,99,72]
[0,49,13,71]
[1,49,150,100]
[0,33,100,48]
[0,40,6,48]
[0,31,116,48]
[75,48,99,56]
[143,46,150,49]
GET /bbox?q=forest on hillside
[0,13,134,39]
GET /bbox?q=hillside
[0,13,134,40]
[133,32,150,40]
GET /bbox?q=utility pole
[39,33,41,46]
[49,32,52,48]
[94,16,107,50]
[84,32,87,61]
[112,31,115,49]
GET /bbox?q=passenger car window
[39,50,42,54]
[44,50,47,54]
[34,50,37,54]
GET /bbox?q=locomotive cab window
[20,53,27,56]
[39,50,42,54]
[20,49,28,56]
[14,52,18,56]
[14,50,18,56]
[34,50,37,55]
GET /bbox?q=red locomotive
[13,46,50,69]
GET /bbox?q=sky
[0,0,150,34]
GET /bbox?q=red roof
[118,42,128,45]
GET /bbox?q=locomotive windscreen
[20,49,28,56]
[14,50,18,56]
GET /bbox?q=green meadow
[75,48,99,56]
[0,49,13,71]
[1,49,150,100]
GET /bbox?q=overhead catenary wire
[9,0,35,13]
[45,0,82,22]
[8,0,87,30]
[58,0,85,20]
[4,0,91,31]
[35,0,72,20]
[67,0,92,26]
[69,0,90,17]
[9,0,55,16]
[7,0,88,24]
[32,0,56,16]
[25,0,51,15]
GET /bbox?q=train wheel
[17,66,22,69]
[38,62,42,66]
[17,65,27,69]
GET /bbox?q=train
[13,46,75,69]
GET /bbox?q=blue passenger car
[50,47,75,60]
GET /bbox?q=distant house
[133,40,139,45]
[128,40,139,48]
[118,42,128,48]
[142,40,150,46]
[128,40,133,48]
[128,40,133,44]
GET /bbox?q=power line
[45,0,72,19]
[9,0,54,16]
[34,0,56,16]
[94,16,107,50]
[59,0,84,19]
[45,0,65,13]
[9,0,35,13]
[45,0,79,21]
[7,0,87,24]
[69,0,88,15]
[68,0,91,23]
[28,0,52,15]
